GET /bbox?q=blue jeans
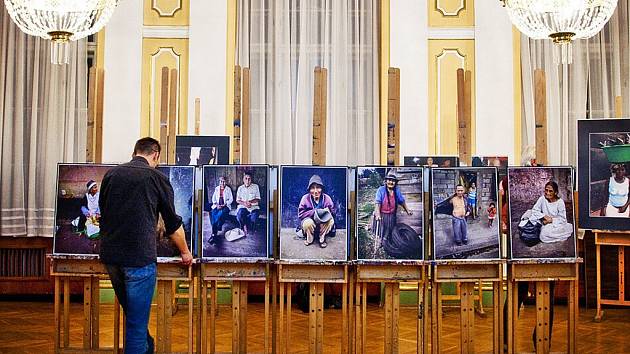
[210,207,230,235]
[106,262,156,354]
[452,216,468,244]
[237,208,260,232]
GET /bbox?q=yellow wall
[140,0,190,141]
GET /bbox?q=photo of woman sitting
[522,181,573,244]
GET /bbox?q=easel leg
[393,283,400,353]
[384,283,393,353]
[210,281,217,354]
[355,281,362,354]
[54,277,61,353]
[476,279,486,317]
[461,282,475,353]
[165,280,173,353]
[279,282,285,354]
[362,283,367,354]
[431,282,442,354]
[535,281,551,354]
[63,278,70,348]
[265,270,270,354]
[342,278,348,354]
[595,243,603,321]
[568,278,576,354]
[316,283,324,354]
[114,297,121,354]
[348,272,355,354]
[423,271,430,354]
[91,277,100,349]
[493,280,501,354]
[232,282,240,353]
[619,246,625,302]
[157,280,165,353]
[509,280,517,354]
[200,279,208,354]
[309,283,317,354]
[287,283,292,352]
[418,280,424,354]
[83,277,92,349]
[189,277,194,354]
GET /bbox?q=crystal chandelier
[502,0,618,64]
[3,0,120,64]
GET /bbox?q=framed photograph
[280,166,348,261]
[508,167,576,260]
[431,167,501,260]
[403,156,459,168]
[202,165,269,259]
[356,167,424,261]
[175,135,230,166]
[156,165,195,261]
[577,119,630,230]
[53,164,115,256]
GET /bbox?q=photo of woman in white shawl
[524,181,573,243]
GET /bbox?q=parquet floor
[0,300,629,353]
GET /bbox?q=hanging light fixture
[502,0,618,64]
[3,0,120,64]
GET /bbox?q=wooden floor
[0,300,628,353]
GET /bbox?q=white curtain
[520,1,629,165]
[0,5,87,237]
[237,0,380,165]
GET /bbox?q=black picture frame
[175,135,230,166]
[577,118,630,231]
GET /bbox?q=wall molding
[143,26,189,38]
[428,27,475,39]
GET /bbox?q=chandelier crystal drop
[3,0,120,64]
[502,0,618,64]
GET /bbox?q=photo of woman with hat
[357,167,424,261]
[280,166,348,261]
[298,174,336,248]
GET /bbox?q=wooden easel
[50,256,118,354]
[277,261,350,354]
[354,261,429,354]
[199,260,272,354]
[431,260,504,354]
[507,260,579,354]
[593,96,629,322]
[50,256,194,354]
[506,68,579,354]
[155,262,194,354]
[594,231,630,321]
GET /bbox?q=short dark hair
[134,137,161,156]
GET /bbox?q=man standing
[450,184,470,245]
[99,137,193,354]
[236,172,261,235]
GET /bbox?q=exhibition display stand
[354,260,429,354]
[506,259,580,354]
[198,259,271,354]
[593,230,630,322]
[431,260,504,354]
[276,260,350,354]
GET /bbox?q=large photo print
[356,167,424,261]
[431,167,500,260]
[156,166,195,259]
[280,166,348,261]
[578,119,630,230]
[508,167,576,260]
[202,165,269,259]
[53,164,114,256]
